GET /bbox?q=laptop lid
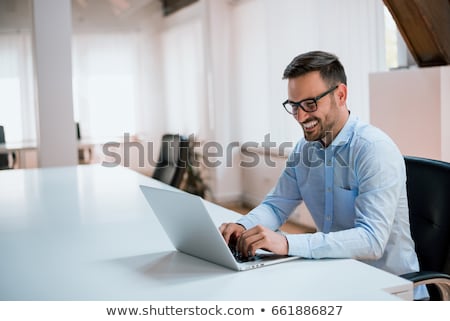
[140,185,299,271]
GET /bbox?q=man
[220,51,426,299]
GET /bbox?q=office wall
[369,66,450,162]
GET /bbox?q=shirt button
[327,160,332,166]
[326,215,331,221]
[327,187,332,192]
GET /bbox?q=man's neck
[320,110,350,148]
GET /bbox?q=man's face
[287,71,345,144]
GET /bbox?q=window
[72,32,139,140]
[71,0,165,143]
[0,0,36,144]
[161,12,206,137]
[383,5,415,69]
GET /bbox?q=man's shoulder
[349,119,404,167]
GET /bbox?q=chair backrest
[0,125,10,169]
[0,125,5,144]
[152,134,189,188]
[404,156,450,274]
[76,122,81,140]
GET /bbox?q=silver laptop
[140,185,300,271]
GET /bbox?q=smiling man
[220,51,427,300]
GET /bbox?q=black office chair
[401,156,450,300]
[0,125,16,170]
[152,134,189,188]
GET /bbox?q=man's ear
[336,83,347,107]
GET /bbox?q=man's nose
[295,108,309,123]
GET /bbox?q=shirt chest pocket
[333,187,357,229]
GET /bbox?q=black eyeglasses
[282,85,339,115]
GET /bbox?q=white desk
[0,165,413,300]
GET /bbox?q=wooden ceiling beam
[383,0,450,67]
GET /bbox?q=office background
[0,0,449,213]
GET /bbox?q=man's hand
[220,223,289,257]
[219,222,246,245]
[237,225,289,257]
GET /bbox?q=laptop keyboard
[229,244,261,263]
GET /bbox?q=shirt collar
[329,111,357,147]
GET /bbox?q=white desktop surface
[0,165,412,300]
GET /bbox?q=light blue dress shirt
[238,113,427,299]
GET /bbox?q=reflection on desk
[0,165,413,300]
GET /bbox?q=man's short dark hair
[283,51,347,86]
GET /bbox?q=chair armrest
[401,271,450,300]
